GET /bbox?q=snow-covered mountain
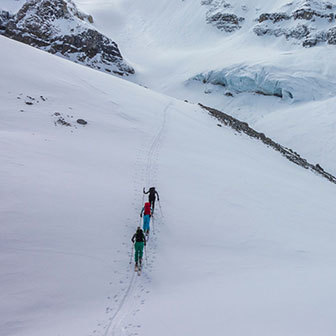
[0,0,134,76]
[2,1,336,336]
[72,0,336,175]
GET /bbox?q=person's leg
[143,215,150,233]
[138,242,144,264]
[143,216,146,231]
[150,198,155,212]
[134,242,140,264]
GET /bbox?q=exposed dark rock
[258,13,291,23]
[254,1,336,47]
[2,0,134,76]
[201,0,232,9]
[202,0,244,33]
[293,8,334,21]
[327,27,336,44]
[76,118,87,125]
[207,12,245,32]
[57,117,71,126]
[0,10,12,32]
[199,103,336,184]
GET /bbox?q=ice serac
[254,0,336,47]
[190,64,336,102]
[1,0,134,76]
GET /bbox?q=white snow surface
[72,0,336,174]
[2,34,336,336]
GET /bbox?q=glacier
[190,63,336,102]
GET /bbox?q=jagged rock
[202,0,244,33]
[327,27,336,44]
[2,0,134,76]
[254,0,336,47]
[258,13,291,23]
[200,103,336,185]
[0,10,12,32]
[207,13,244,32]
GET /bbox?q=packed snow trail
[103,103,170,336]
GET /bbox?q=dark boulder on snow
[76,119,87,125]
[1,0,134,76]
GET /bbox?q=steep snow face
[2,35,336,336]
[0,0,134,76]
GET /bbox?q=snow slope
[1,34,336,336]
[74,0,336,175]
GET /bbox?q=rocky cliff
[1,0,134,76]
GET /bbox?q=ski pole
[144,245,148,265]
[152,215,155,235]
[129,243,134,264]
[158,199,163,217]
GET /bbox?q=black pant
[149,197,155,211]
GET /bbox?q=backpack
[136,230,145,242]
[144,202,151,215]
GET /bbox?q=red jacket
[144,202,151,215]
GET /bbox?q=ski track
[98,103,170,336]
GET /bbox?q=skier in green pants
[131,227,146,269]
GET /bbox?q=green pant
[134,242,144,263]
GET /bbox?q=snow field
[74,0,336,177]
[1,30,336,336]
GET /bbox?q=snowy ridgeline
[189,64,336,102]
[0,0,134,76]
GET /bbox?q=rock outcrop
[202,0,245,32]
[0,10,12,33]
[1,0,134,76]
[200,103,336,185]
[254,0,336,47]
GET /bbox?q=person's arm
[143,188,149,194]
[131,234,135,243]
[140,207,144,217]
[156,191,160,201]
